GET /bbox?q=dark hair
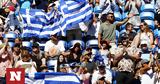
[100,14,107,23]
[125,23,133,29]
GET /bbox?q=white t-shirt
[140,69,155,84]
[44,40,65,53]
[92,69,112,84]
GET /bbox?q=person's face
[22,56,31,62]
[60,68,67,73]
[51,35,58,42]
[59,55,64,62]
[13,47,20,52]
[99,67,105,74]
[102,43,108,49]
[126,25,133,32]
[15,39,21,44]
[32,47,39,53]
[140,23,146,31]
[154,20,158,28]
[107,14,114,23]
[74,47,80,52]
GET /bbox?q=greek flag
[25,72,81,84]
[59,0,93,33]
[19,0,92,38]
[19,8,61,38]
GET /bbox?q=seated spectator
[80,50,97,74]
[118,23,136,45]
[0,39,12,84]
[131,22,153,49]
[85,14,99,41]
[12,43,21,67]
[15,48,37,73]
[92,62,112,84]
[65,42,82,64]
[31,42,44,72]
[57,54,67,72]
[59,64,72,73]
[44,33,65,60]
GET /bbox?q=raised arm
[116,13,134,27]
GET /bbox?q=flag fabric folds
[19,0,93,38]
[59,0,93,32]
[20,8,61,38]
[25,72,81,84]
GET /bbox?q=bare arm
[116,13,134,27]
[135,0,142,9]
[98,33,102,48]
[149,33,154,46]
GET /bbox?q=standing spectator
[131,22,154,49]
[99,40,111,68]
[12,43,21,67]
[15,48,37,73]
[98,12,134,49]
[114,35,141,84]
[0,39,12,84]
[92,62,112,84]
[124,0,141,27]
[76,65,91,84]
[31,42,44,72]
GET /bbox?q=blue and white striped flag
[25,72,81,84]
[59,0,93,33]
[19,0,93,38]
[20,8,61,38]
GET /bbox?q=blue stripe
[45,81,80,84]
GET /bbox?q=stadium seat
[94,5,102,14]
[144,20,155,30]
[114,12,122,21]
[47,60,57,72]
[68,40,85,49]
[57,40,68,51]
[8,42,15,48]
[122,12,128,19]
[4,33,17,42]
[86,39,98,49]
[141,4,155,12]
[38,42,46,51]
[140,12,154,20]
[119,29,136,35]
[22,41,32,51]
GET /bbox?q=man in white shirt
[92,62,112,84]
[44,33,65,59]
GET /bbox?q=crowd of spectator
[0,0,160,84]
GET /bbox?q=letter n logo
[6,68,25,84]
